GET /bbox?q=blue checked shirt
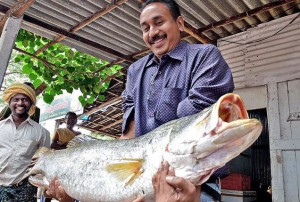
[122,41,234,137]
[122,41,234,178]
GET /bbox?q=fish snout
[212,118,262,145]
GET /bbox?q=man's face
[9,93,31,117]
[140,2,184,59]
[65,114,77,129]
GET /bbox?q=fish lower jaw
[212,120,262,144]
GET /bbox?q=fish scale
[25,93,262,202]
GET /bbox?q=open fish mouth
[208,93,262,146]
[165,93,262,185]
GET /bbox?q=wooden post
[267,83,285,202]
[0,16,23,88]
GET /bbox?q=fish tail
[21,147,50,180]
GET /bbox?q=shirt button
[158,71,161,74]
[149,112,154,117]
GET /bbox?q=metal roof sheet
[0,0,299,137]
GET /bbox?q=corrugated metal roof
[1,0,299,63]
[0,0,299,136]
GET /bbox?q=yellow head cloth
[2,83,36,116]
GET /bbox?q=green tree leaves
[15,29,124,106]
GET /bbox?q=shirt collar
[145,41,187,67]
[6,114,34,126]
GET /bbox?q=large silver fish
[26,93,262,202]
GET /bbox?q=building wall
[218,13,300,89]
[218,13,300,202]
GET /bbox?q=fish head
[164,93,262,185]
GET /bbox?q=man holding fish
[47,0,234,201]
[121,0,234,201]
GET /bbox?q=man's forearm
[120,120,135,139]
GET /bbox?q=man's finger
[168,167,175,176]
[132,194,146,202]
[165,176,193,190]
[46,177,56,195]
[152,162,163,192]
[161,161,169,175]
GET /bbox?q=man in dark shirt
[121,0,234,201]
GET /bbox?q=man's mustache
[149,34,166,44]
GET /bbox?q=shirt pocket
[156,88,184,123]
[17,139,39,158]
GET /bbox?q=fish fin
[106,158,144,186]
[67,134,97,148]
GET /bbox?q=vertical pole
[267,82,285,202]
[0,16,23,88]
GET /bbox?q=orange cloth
[55,128,76,143]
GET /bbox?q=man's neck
[12,114,29,128]
[66,126,74,131]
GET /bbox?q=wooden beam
[183,22,212,44]
[70,0,128,33]
[76,124,119,138]
[197,0,297,33]
[35,81,47,95]
[0,17,22,88]
[101,119,123,130]
[79,96,122,118]
[0,0,35,32]
[35,0,128,55]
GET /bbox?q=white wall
[218,13,300,89]
[218,13,300,202]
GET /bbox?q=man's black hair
[142,0,181,20]
[65,111,77,118]
[24,82,35,90]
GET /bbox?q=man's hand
[45,177,74,202]
[152,161,200,202]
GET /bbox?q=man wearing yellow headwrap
[0,83,50,202]
[0,82,40,122]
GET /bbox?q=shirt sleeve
[40,128,51,148]
[0,106,11,121]
[121,66,135,134]
[177,45,234,118]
